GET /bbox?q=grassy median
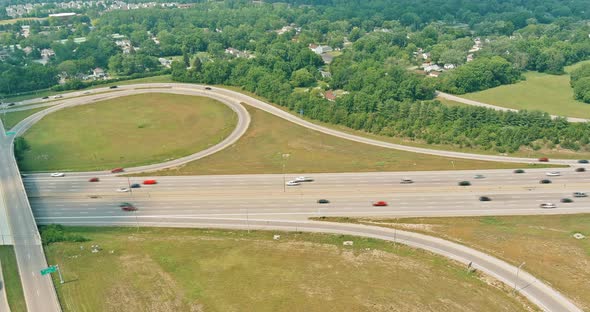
[1,107,48,131]
[18,93,237,172]
[315,214,590,311]
[43,227,533,312]
[0,246,26,312]
[152,106,537,175]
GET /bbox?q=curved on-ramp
[42,217,583,312]
[4,84,586,311]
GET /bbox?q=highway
[0,120,61,311]
[1,84,588,311]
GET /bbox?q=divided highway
[1,84,588,311]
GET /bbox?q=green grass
[0,17,46,25]
[43,226,531,312]
[462,60,590,119]
[0,246,26,312]
[317,214,590,311]
[151,105,535,176]
[19,93,237,172]
[1,107,48,130]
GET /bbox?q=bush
[39,224,89,245]
[14,137,30,161]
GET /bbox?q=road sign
[40,266,57,275]
[5,131,15,135]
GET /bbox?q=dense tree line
[571,64,590,104]
[437,57,522,94]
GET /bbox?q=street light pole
[513,262,526,293]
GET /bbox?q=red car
[143,179,157,185]
[111,167,124,173]
[88,177,99,182]
[372,201,388,207]
[538,157,549,162]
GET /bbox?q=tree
[290,68,315,87]
[192,57,202,73]
[573,77,590,103]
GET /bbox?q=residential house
[443,64,455,70]
[158,58,172,68]
[92,67,106,78]
[324,90,336,101]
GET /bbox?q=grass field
[463,61,590,119]
[0,17,46,25]
[0,246,26,312]
[1,107,48,130]
[19,93,237,172]
[43,227,533,312]
[317,214,590,311]
[152,105,534,176]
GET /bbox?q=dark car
[458,181,471,186]
[539,179,552,184]
[7,103,15,106]
[538,157,549,162]
[88,177,99,182]
[109,85,118,89]
[575,167,586,172]
[479,196,492,201]
[372,201,388,207]
[578,159,589,164]
[560,198,573,203]
[119,202,137,211]
[111,167,124,173]
[317,199,330,204]
[42,96,49,99]
[205,87,212,90]
[130,183,141,188]
[513,169,525,174]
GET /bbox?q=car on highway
[400,178,413,184]
[286,181,300,186]
[578,159,589,164]
[479,196,491,201]
[111,167,124,173]
[88,177,99,182]
[7,103,15,106]
[130,183,141,188]
[538,157,549,162]
[143,179,157,185]
[372,201,388,207]
[545,171,561,176]
[458,181,471,186]
[539,179,552,184]
[119,202,136,211]
[474,174,485,179]
[540,203,557,209]
[574,192,587,198]
[54,95,63,99]
[575,167,586,172]
[116,187,130,192]
[205,87,212,90]
[50,172,65,177]
[294,176,314,182]
[317,199,330,204]
[109,85,118,89]
[513,169,525,174]
[83,91,91,94]
[42,96,49,99]
[560,198,573,203]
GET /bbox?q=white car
[474,174,485,179]
[50,172,65,177]
[294,176,313,182]
[573,192,587,198]
[400,178,413,184]
[54,95,63,99]
[286,181,300,186]
[116,187,130,192]
[540,203,557,209]
[545,171,561,176]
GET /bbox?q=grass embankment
[44,227,533,312]
[463,61,590,119]
[219,85,581,161]
[19,93,236,172]
[0,246,26,312]
[315,214,590,311]
[0,107,48,130]
[153,105,532,175]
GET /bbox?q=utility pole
[56,265,64,284]
[513,262,526,293]
[281,153,290,192]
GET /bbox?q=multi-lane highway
[0,119,61,312]
[1,84,589,311]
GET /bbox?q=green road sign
[40,266,57,275]
[5,131,15,135]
